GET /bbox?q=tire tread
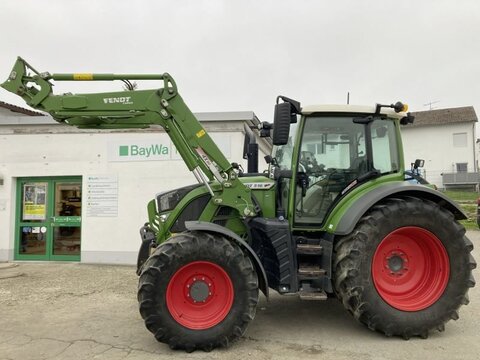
[138,231,259,351]
[333,196,475,339]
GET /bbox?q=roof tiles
[410,106,477,127]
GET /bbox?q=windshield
[300,117,366,172]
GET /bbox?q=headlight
[157,191,183,213]
[156,184,202,213]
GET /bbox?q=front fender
[185,221,269,299]
[333,182,466,236]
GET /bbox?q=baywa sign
[119,144,169,158]
[108,135,231,162]
[108,138,179,162]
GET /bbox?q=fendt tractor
[3,58,476,352]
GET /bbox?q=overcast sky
[1,0,479,128]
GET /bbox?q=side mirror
[414,159,425,169]
[272,102,292,145]
[272,96,301,146]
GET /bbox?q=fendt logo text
[103,97,133,105]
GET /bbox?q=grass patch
[441,190,478,230]
[442,190,479,202]
[460,219,478,231]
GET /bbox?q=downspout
[473,122,477,172]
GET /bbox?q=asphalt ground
[0,231,479,360]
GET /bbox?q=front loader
[2,57,476,352]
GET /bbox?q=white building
[401,106,478,189]
[0,102,271,264]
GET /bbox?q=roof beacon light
[375,101,408,115]
[393,101,408,113]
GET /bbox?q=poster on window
[23,183,47,220]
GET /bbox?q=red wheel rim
[372,227,450,311]
[166,261,234,330]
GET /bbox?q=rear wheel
[333,197,476,339]
[138,231,258,352]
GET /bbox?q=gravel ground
[0,231,478,360]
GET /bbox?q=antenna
[423,100,440,110]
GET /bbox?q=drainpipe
[473,122,477,172]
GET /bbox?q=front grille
[170,194,211,233]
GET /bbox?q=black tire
[333,196,476,339]
[138,231,259,352]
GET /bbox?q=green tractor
[3,57,476,352]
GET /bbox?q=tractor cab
[269,101,409,228]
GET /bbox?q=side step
[296,243,323,255]
[298,264,326,280]
[299,288,328,300]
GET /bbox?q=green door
[15,177,82,261]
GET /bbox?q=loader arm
[2,57,256,217]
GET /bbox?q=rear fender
[334,183,466,236]
[185,221,269,299]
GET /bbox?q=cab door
[292,115,400,229]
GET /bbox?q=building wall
[401,122,476,188]
[0,122,270,264]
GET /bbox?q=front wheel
[138,231,259,352]
[333,197,476,339]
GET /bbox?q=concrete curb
[0,263,19,270]
[0,271,24,279]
